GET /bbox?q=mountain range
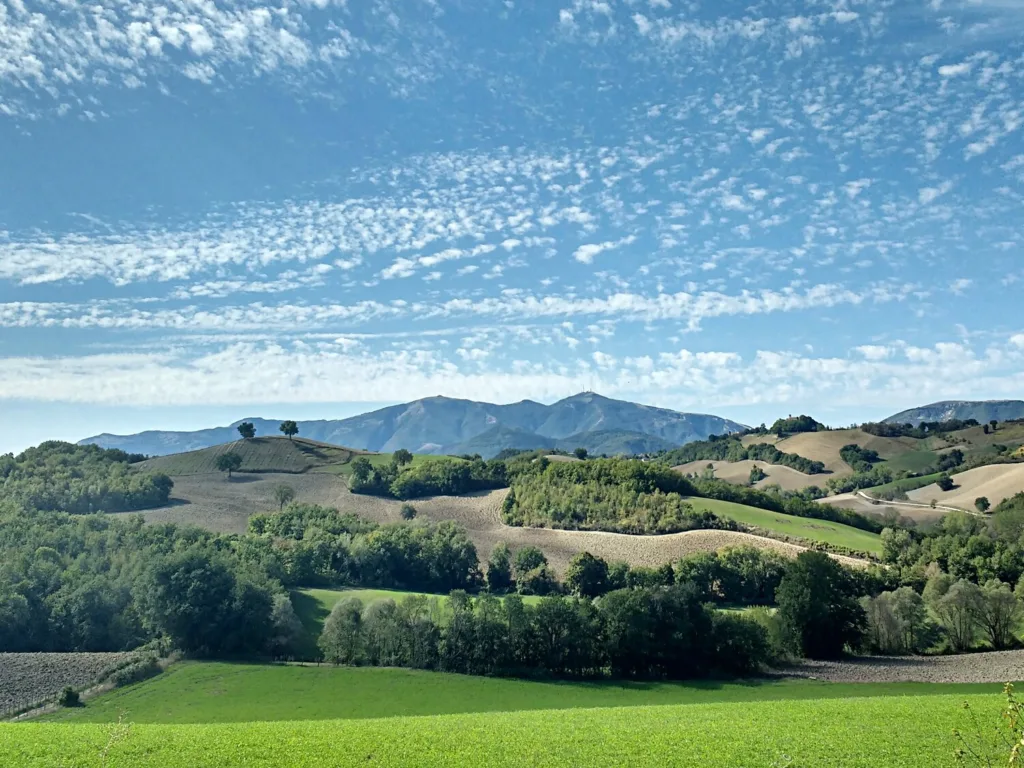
[883,400,1024,427]
[80,393,747,459]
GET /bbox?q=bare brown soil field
[674,460,821,492]
[817,492,948,526]
[113,472,352,533]
[771,429,920,476]
[1,652,136,716]
[543,455,581,463]
[779,649,1024,684]
[908,463,1024,510]
[123,474,867,574]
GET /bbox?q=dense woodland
[0,442,171,514]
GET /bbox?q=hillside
[742,429,922,476]
[907,463,1024,511]
[138,437,367,476]
[80,393,745,458]
[674,460,823,492]
[885,400,1024,426]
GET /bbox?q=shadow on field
[227,474,263,483]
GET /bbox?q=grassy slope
[43,662,1001,724]
[139,437,361,476]
[683,497,882,555]
[865,472,944,496]
[10,672,1006,766]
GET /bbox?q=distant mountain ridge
[80,393,746,459]
[883,400,1024,427]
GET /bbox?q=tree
[930,579,982,652]
[983,424,991,435]
[991,420,999,432]
[937,474,955,492]
[215,452,243,478]
[748,465,766,485]
[268,593,303,656]
[565,552,610,598]
[350,457,372,483]
[273,484,295,511]
[400,503,417,520]
[976,497,991,513]
[776,551,865,659]
[319,597,365,664]
[486,543,513,593]
[513,546,547,578]
[976,579,1022,650]
[237,422,256,439]
[279,420,299,440]
[393,449,414,467]
[573,447,588,460]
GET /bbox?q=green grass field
[866,472,944,497]
[43,662,1003,724]
[883,450,941,474]
[684,497,883,555]
[5,663,1008,766]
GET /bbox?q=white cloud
[573,235,636,264]
[918,181,954,205]
[949,278,973,295]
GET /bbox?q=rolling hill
[81,392,745,458]
[884,400,1024,426]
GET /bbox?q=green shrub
[57,687,81,708]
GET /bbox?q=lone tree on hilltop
[274,484,296,511]
[216,451,243,479]
[976,496,991,513]
[990,420,999,432]
[393,449,413,467]
[279,420,299,440]
[237,422,256,439]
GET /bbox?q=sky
[1,0,1023,454]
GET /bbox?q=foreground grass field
[8,688,1006,766]
[42,662,1004,724]
[684,497,883,555]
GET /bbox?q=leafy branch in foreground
[954,683,1024,766]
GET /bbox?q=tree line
[658,435,826,475]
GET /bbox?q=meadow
[2,664,1007,767]
[684,497,883,555]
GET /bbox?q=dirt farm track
[117,472,867,574]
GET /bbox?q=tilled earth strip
[778,650,1024,684]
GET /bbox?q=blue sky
[1,0,1023,454]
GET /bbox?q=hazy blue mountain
[447,425,680,459]
[80,393,745,457]
[884,400,1024,426]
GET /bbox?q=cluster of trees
[825,466,896,495]
[0,504,301,656]
[318,585,771,679]
[861,575,1023,654]
[839,444,881,472]
[247,504,482,593]
[0,442,173,514]
[349,454,507,500]
[769,415,825,435]
[660,436,825,475]
[502,459,736,535]
[860,419,980,439]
